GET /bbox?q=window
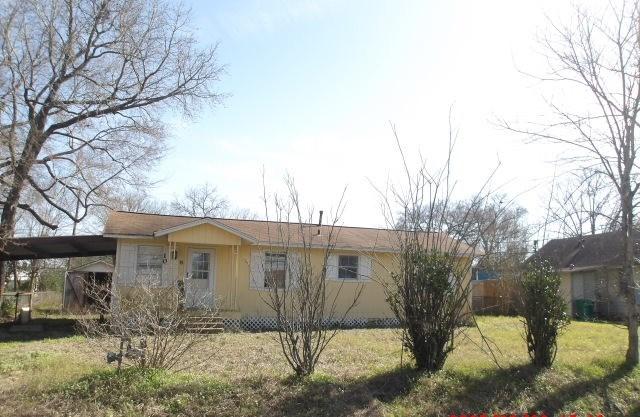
[265,252,287,289]
[136,245,164,278]
[338,255,359,279]
[190,251,211,280]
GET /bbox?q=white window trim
[135,244,166,285]
[263,251,288,290]
[327,254,372,282]
[250,250,300,291]
[337,254,359,280]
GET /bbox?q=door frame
[186,247,216,301]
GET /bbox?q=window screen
[338,255,359,279]
[265,252,287,288]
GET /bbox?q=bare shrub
[257,176,363,377]
[517,258,569,368]
[78,278,218,371]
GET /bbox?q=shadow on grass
[0,317,79,342]
[440,363,544,414]
[266,366,420,417]
[440,361,636,417]
[530,360,636,416]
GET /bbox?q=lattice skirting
[222,316,399,332]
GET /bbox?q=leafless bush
[256,175,363,377]
[78,276,218,371]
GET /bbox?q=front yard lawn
[0,316,638,417]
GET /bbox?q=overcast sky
[151,0,600,232]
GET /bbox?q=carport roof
[0,235,117,261]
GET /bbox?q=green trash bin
[575,299,595,320]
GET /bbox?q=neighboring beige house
[103,211,473,330]
[536,231,637,320]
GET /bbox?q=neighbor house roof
[103,210,474,254]
[534,231,640,271]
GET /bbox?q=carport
[0,235,117,261]
[0,235,117,315]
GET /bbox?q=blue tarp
[475,270,499,280]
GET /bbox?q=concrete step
[182,313,225,333]
[186,327,224,334]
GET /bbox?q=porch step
[182,314,224,334]
[186,326,224,334]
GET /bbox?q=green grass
[0,316,638,416]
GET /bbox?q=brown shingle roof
[534,231,640,270]
[104,211,472,253]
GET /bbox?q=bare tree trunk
[0,130,45,298]
[621,180,639,364]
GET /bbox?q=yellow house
[104,211,473,330]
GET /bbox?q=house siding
[167,223,243,246]
[561,267,629,320]
[112,223,473,329]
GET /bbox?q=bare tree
[503,1,640,364]
[0,0,224,293]
[102,188,168,216]
[447,195,531,273]
[256,176,362,377]
[171,182,257,219]
[376,123,500,372]
[84,186,168,233]
[548,169,619,237]
[170,182,229,217]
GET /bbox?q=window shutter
[250,250,265,289]
[287,251,302,288]
[326,254,338,279]
[116,243,137,286]
[358,255,372,281]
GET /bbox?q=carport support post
[61,271,68,312]
[62,201,80,313]
[13,293,18,321]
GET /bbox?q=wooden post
[13,292,18,321]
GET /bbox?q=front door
[185,248,215,308]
